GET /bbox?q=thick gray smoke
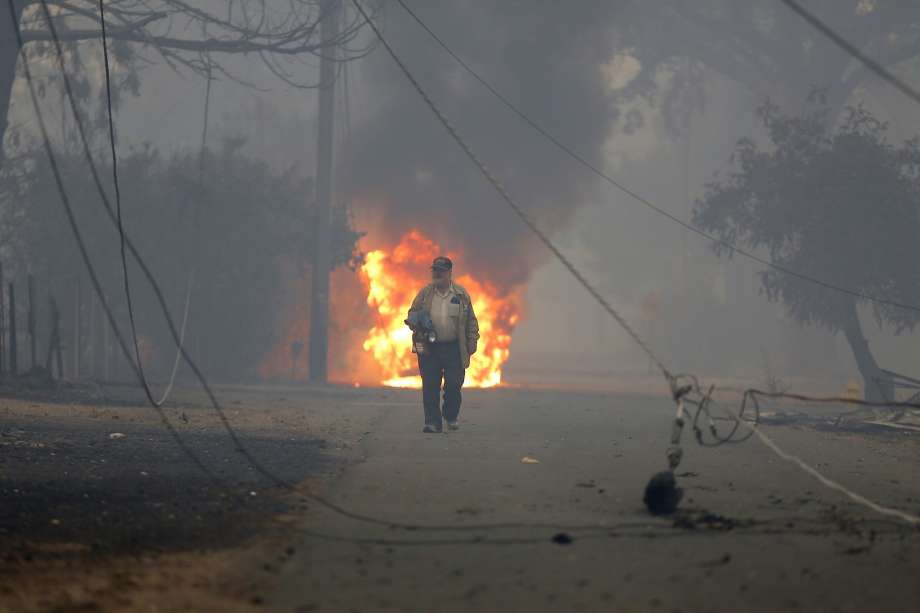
[346,1,626,288]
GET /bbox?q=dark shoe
[422,423,443,434]
[446,421,459,431]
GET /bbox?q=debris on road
[520,455,540,464]
[673,511,756,531]
[643,470,683,515]
[700,553,732,567]
[551,533,573,545]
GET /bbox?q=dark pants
[418,341,465,427]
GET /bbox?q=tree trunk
[841,298,892,403]
[0,1,25,167]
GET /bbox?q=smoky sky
[345,1,626,289]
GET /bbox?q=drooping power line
[778,0,920,107]
[352,0,674,382]
[392,0,920,316]
[354,0,920,526]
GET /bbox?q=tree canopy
[0,138,362,379]
[694,100,920,399]
[613,1,920,131]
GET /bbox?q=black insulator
[643,470,683,515]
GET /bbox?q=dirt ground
[1,381,919,612]
[0,381,388,612]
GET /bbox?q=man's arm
[406,286,429,325]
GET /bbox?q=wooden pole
[44,307,52,372]
[0,262,5,376]
[308,0,338,384]
[45,296,55,372]
[27,274,36,370]
[45,296,62,378]
[52,297,62,378]
[89,288,97,379]
[103,294,110,381]
[73,276,81,380]
[8,282,16,376]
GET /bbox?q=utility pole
[8,282,16,376]
[73,276,81,380]
[0,263,5,376]
[27,274,35,370]
[680,58,692,296]
[308,0,338,384]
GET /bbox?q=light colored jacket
[408,283,480,368]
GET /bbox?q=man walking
[406,256,479,433]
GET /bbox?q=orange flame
[359,230,521,388]
[258,230,521,387]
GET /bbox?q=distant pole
[103,295,110,381]
[308,0,339,384]
[73,276,81,380]
[8,282,16,376]
[681,58,692,294]
[0,263,5,376]
[44,298,53,372]
[45,295,61,377]
[89,289,98,378]
[27,274,36,369]
[53,298,63,379]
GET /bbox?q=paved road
[268,388,920,613]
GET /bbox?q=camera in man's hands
[405,310,437,353]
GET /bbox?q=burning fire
[359,230,521,388]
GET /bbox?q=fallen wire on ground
[669,377,920,525]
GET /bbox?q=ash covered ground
[1,382,918,612]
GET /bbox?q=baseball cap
[431,256,453,271]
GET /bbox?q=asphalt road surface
[267,387,920,613]
[2,383,918,612]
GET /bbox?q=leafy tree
[0,138,362,379]
[613,2,920,131]
[694,101,920,400]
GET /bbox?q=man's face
[432,268,451,289]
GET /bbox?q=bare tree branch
[13,0,379,87]
[21,10,165,42]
